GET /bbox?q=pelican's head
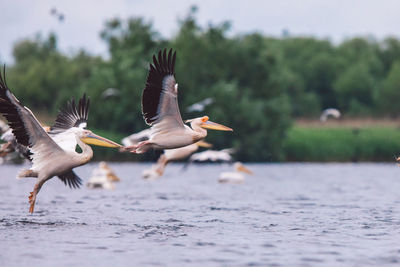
[186,116,233,131]
[79,129,122,148]
[234,162,253,175]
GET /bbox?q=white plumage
[218,162,253,184]
[87,162,120,190]
[320,108,341,122]
[189,148,235,162]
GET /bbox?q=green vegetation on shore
[283,125,400,162]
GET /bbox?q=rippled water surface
[1,163,400,266]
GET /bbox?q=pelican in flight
[126,49,232,154]
[188,148,235,163]
[0,69,121,213]
[142,140,212,179]
[320,108,341,122]
[218,162,253,184]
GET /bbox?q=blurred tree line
[3,8,400,161]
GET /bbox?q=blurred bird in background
[141,140,212,179]
[320,108,341,122]
[218,162,253,184]
[87,161,120,190]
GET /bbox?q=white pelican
[186,97,214,113]
[86,162,120,189]
[162,140,212,163]
[218,162,253,184]
[101,88,120,99]
[0,69,122,213]
[188,148,235,162]
[126,49,232,154]
[141,140,212,179]
[320,108,341,122]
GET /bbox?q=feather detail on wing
[58,170,82,189]
[51,94,90,133]
[142,49,184,129]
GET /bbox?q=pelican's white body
[190,148,234,162]
[86,162,119,190]
[218,172,244,184]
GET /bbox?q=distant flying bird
[125,49,233,154]
[101,88,120,99]
[320,108,341,122]
[186,97,214,113]
[162,140,212,163]
[188,148,235,163]
[0,69,121,213]
[141,140,212,179]
[50,8,65,22]
[218,162,253,184]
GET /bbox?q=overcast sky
[1,0,400,63]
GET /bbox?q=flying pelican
[320,108,341,122]
[126,49,232,154]
[0,69,121,213]
[218,162,253,184]
[186,97,214,113]
[101,88,120,99]
[188,148,235,163]
[141,140,212,179]
[161,140,212,164]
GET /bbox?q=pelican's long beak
[237,164,253,175]
[81,133,122,148]
[200,121,233,131]
[196,140,213,148]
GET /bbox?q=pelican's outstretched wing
[0,68,60,150]
[142,49,184,130]
[0,67,64,169]
[58,170,82,189]
[51,94,90,133]
[49,95,90,153]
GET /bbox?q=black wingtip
[142,48,177,125]
[0,64,7,90]
[51,93,91,132]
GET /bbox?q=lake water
[1,163,400,266]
